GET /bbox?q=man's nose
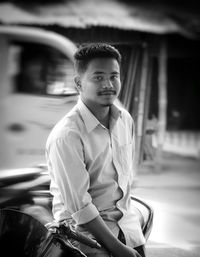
[102,79,113,89]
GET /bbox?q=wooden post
[125,49,139,112]
[136,44,149,165]
[0,37,9,168]
[140,61,153,162]
[155,38,168,169]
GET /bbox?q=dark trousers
[118,229,146,257]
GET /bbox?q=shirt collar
[77,98,122,133]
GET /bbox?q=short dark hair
[74,43,121,74]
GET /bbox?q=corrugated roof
[0,0,189,35]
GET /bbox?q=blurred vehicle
[0,164,52,219]
[0,24,80,229]
[0,26,86,255]
[0,25,78,170]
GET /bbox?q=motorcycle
[0,165,153,256]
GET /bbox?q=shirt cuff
[72,203,99,225]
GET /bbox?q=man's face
[77,57,121,108]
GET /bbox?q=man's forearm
[82,215,140,257]
[83,215,120,252]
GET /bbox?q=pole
[155,38,168,169]
[136,44,149,165]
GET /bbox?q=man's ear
[74,76,82,91]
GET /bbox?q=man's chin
[100,103,113,107]
[100,99,114,107]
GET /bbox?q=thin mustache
[98,90,116,95]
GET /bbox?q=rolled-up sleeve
[72,202,99,224]
[46,130,99,225]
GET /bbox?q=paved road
[134,155,200,256]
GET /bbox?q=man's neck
[81,99,111,129]
[98,109,110,129]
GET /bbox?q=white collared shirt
[46,99,145,248]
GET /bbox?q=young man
[46,44,146,257]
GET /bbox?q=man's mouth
[98,90,116,95]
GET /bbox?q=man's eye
[94,76,103,81]
[111,75,119,80]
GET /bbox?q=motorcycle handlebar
[46,220,101,249]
